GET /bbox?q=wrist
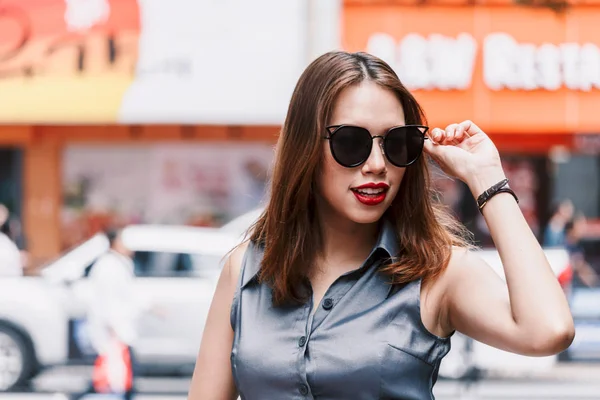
[467,168,507,198]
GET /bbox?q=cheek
[318,147,352,198]
[387,167,406,197]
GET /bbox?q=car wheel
[0,324,34,392]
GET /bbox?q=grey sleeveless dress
[230,221,453,399]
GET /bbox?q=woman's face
[316,81,407,225]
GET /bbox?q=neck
[111,247,128,257]
[315,202,380,275]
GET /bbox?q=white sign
[367,32,600,92]
[118,0,309,125]
[367,32,478,91]
[484,33,600,92]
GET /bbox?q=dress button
[322,298,334,310]
[298,336,307,347]
[299,384,309,395]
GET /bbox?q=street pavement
[1,363,599,400]
[3,380,600,400]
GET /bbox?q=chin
[346,206,387,225]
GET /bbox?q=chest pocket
[379,318,448,400]
[380,341,435,400]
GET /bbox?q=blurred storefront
[342,0,600,251]
[0,0,339,268]
[0,126,277,267]
[2,0,600,268]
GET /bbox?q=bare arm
[188,242,248,400]
[443,225,574,356]
[426,120,575,357]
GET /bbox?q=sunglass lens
[384,126,426,167]
[330,126,372,167]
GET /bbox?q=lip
[352,182,390,190]
[351,182,390,206]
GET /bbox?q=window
[131,251,223,277]
[132,251,194,277]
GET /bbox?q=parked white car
[0,277,69,391]
[0,224,239,391]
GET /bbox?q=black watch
[476,178,519,213]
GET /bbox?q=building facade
[1,0,599,269]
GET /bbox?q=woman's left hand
[423,120,506,195]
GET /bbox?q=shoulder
[90,253,112,269]
[431,247,490,294]
[101,251,127,265]
[222,240,251,290]
[90,252,129,275]
[214,241,251,332]
[443,246,481,279]
[0,233,19,252]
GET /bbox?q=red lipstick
[351,182,390,206]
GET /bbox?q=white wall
[118,0,342,125]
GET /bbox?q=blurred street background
[1,0,599,399]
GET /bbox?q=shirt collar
[374,218,400,259]
[240,219,400,289]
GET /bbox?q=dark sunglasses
[324,125,429,168]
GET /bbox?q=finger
[454,124,465,142]
[423,135,438,153]
[424,139,457,175]
[459,120,484,137]
[445,124,459,144]
[430,128,444,144]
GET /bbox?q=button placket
[310,281,350,332]
[298,335,307,347]
[296,297,313,399]
[299,384,309,395]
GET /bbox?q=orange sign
[343,4,600,134]
[0,0,139,122]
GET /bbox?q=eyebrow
[326,124,409,132]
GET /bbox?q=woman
[189,51,574,399]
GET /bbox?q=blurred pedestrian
[0,204,22,277]
[543,199,574,247]
[564,215,598,289]
[188,51,574,399]
[73,228,148,400]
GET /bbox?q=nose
[362,137,386,175]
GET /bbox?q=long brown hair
[249,51,472,306]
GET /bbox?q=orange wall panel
[0,125,34,145]
[345,0,600,5]
[343,5,600,134]
[23,131,62,262]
